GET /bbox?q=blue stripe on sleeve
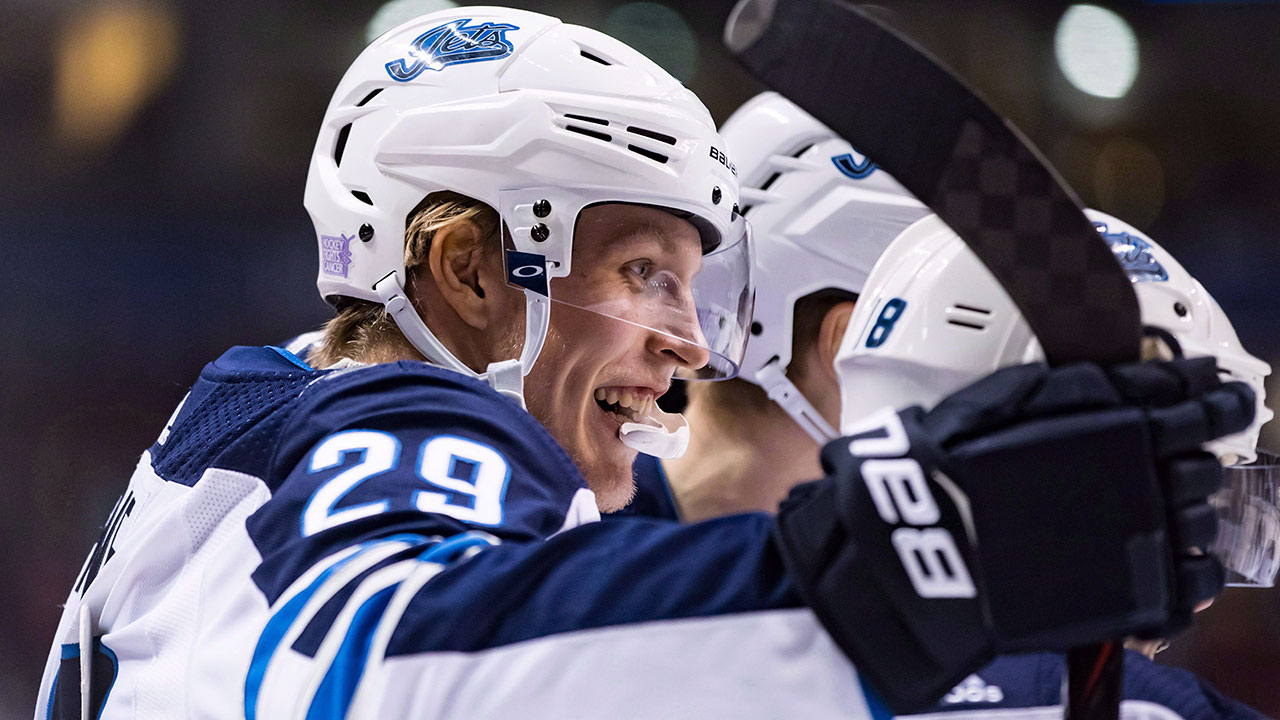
[245,534,433,720]
[245,556,354,720]
[306,584,399,720]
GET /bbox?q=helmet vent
[556,113,676,167]
[748,144,810,191]
[579,49,613,66]
[355,88,383,107]
[627,144,668,164]
[946,318,987,331]
[351,190,374,206]
[566,125,612,143]
[627,126,677,145]
[334,123,352,167]
[947,304,991,331]
[565,113,609,126]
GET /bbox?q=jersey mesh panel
[154,374,311,486]
[136,470,269,719]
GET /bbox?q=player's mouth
[594,387,657,425]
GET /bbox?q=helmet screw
[1174,302,1188,317]
[711,186,722,205]
[533,199,552,218]
[358,223,374,242]
[531,223,550,242]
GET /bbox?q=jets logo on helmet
[1097,222,1169,283]
[385,18,519,81]
[831,151,878,180]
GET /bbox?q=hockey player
[610,91,1271,717]
[837,209,1275,718]
[36,10,1256,719]
[613,91,932,522]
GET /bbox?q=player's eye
[624,260,653,282]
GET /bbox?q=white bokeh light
[1054,4,1139,99]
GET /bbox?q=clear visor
[1210,449,1280,588]
[504,197,754,381]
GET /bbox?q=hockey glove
[773,358,1255,713]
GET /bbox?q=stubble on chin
[565,442,638,514]
[589,463,638,514]
[528,407,636,513]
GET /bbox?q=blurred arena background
[2,0,1279,715]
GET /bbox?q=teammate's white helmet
[836,209,1273,465]
[719,91,928,441]
[305,7,752,401]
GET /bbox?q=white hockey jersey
[35,345,884,719]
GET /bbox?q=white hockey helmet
[718,91,929,442]
[304,7,752,402]
[836,209,1273,465]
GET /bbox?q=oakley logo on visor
[507,250,548,296]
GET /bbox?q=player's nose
[657,334,711,372]
[649,300,711,372]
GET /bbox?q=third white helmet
[836,209,1272,465]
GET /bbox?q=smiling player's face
[522,204,710,512]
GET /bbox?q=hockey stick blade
[725,0,1140,368]
[726,1,1133,718]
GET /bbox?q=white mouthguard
[619,406,690,459]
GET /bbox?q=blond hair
[308,191,500,368]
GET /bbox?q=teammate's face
[523,204,710,512]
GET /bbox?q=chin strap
[519,293,550,372]
[374,272,551,408]
[756,360,838,444]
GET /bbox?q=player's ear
[816,301,856,384]
[428,219,494,330]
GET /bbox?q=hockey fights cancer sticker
[321,233,354,278]
[386,19,519,81]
